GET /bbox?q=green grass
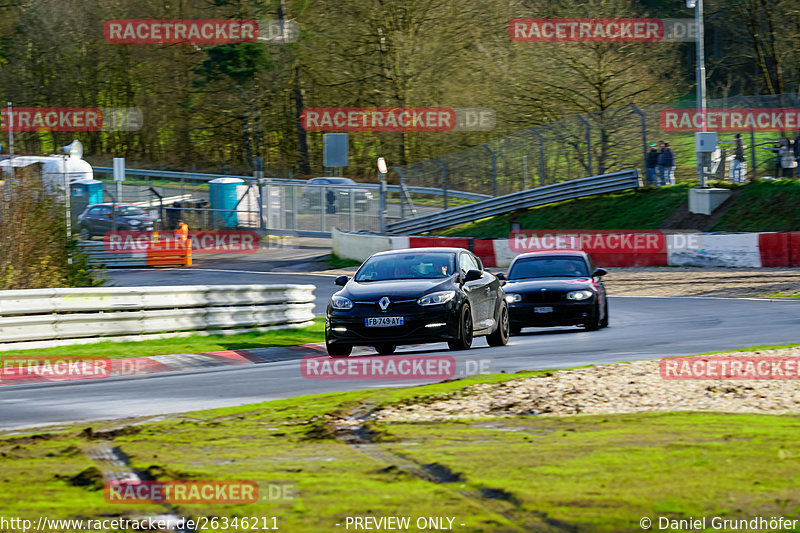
[325,253,362,269]
[439,185,691,238]
[766,293,800,299]
[713,179,800,232]
[4,361,800,532]
[0,318,325,359]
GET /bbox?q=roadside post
[113,157,125,232]
[254,156,265,233]
[378,157,388,234]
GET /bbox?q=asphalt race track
[2,270,799,430]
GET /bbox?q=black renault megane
[325,248,509,356]
[501,250,609,334]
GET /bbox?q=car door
[459,252,491,330]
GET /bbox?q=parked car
[301,177,373,212]
[325,247,509,356]
[77,203,156,239]
[500,250,608,334]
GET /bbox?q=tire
[326,342,352,357]
[448,304,473,351]
[486,302,509,347]
[375,343,396,355]
[583,304,602,331]
[79,226,91,240]
[600,299,609,328]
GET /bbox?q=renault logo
[378,297,391,312]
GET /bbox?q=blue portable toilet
[70,179,103,218]
[209,177,243,227]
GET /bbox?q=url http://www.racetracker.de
[0,515,281,532]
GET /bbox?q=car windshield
[115,206,145,216]
[508,257,589,279]
[354,253,455,281]
[324,178,355,185]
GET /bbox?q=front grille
[524,291,566,304]
[354,299,418,313]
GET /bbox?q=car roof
[512,250,589,260]
[371,247,465,257]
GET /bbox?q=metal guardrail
[93,167,489,201]
[0,285,315,350]
[386,169,642,235]
[78,240,147,267]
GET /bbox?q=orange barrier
[146,237,192,267]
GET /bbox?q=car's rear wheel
[375,343,396,355]
[486,302,509,347]
[326,342,352,357]
[448,304,473,351]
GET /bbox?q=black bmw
[501,251,609,334]
[325,248,509,356]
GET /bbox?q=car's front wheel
[326,341,352,357]
[448,304,473,351]
[79,226,91,240]
[584,303,602,331]
[600,299,609,328]
[486,302,509,347]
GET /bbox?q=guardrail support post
[482,145,498,196]
[379,172,387,233]
[528,127,546,186]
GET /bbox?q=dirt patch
[373,347,800,422]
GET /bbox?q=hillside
[437,181,800,238]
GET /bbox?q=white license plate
[534,307,554,314]
[365,316,404,327]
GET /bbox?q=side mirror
[464,269,482,283]
[592,268,608,278]
[495,273,506,281]
[334,275,349,286]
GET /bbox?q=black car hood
[504,278,596,292]
[342,277,454,301]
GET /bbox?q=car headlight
[505,293,522,303]
[331,295,354,310]
[566,290,594,301]
[128,219,141,226]
[417,291,456,306]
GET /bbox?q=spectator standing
[778,138,797,179]
[646,143,659,186]
[732,133,745,183]
[657,142,675,185]
[794,132,800,178]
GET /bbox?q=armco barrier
[0,285,315,351]
[333,229,800,268]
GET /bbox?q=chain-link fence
[392,93,800,196]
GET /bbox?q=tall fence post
[379,172,387,233]
[522,155,528,190]
[577,115,592,176]
[750,130,757,179]
[528,127,546,186]
[434,158,449,210]
[630,105,648,173]
[482,144,498,196]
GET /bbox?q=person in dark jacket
[646,143,659,186]
[732,133,745,183]
[657,142,675,185]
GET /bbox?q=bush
[0,167,103,289]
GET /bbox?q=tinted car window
[459,253,479,275]
[325,178,355,185]
[355,253,455,281]
[508,257,589,279]
[88,207,103,216]
[115,206,145,216]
